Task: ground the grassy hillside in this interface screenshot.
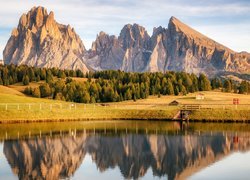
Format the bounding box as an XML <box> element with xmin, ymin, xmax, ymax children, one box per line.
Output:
<box><xmin>0</xmin><ymin>85</ymin><xmax>249</xmax><ymax>122</ymax></box>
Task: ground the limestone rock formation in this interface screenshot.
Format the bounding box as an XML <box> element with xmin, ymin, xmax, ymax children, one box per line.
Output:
<box><xmin>86</xmin><ymin>17</ymin><xmax>250</xmax><ymax>75</ymax></box>
<box><xmin>3</xmin><ymin>7</ymin><xmax>249</xmax><ymax>75</ymax></box>
<box><xmin>3</xmin><ymin>6</ymin><xmax>89</xmax><ymax>72</ymax></box>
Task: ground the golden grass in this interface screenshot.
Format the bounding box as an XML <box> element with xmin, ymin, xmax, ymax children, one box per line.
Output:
<box><xmin>0</xmin><ymin>85</ymin><xmax>249</xmax><ymax>122</ymax></box>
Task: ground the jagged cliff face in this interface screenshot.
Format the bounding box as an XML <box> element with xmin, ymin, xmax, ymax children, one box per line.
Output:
<box><xmin>3</xmin><ymin>7</ymin><xmax>249</xmax><ymax>75</ymax></box>
<box><xmin>86</xmin><ymin>17</ymin><xmax>250</xmax><ymax>75</ymax></box>
<box><xmin>3</xmin><ymin>6</ymin><xmax>89</xmax><ymax>71</ymax></box>
<box><xmin>4</xmin><ymin>132</ymin><xmax>250</xmax><ymax>180</ymax></box>
<box><xmin>86</xmin><ymin>24</ymin><xmax>151</xmax><ymax>72</ymax></box>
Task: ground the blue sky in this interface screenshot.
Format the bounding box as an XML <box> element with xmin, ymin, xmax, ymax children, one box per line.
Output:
<box><xmin>0</xmin><ymin>0</ymin><xmax>250</xmax><ymax>59</ymax></box>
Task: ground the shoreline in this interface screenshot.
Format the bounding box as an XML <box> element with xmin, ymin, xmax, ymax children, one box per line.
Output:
<box><xmin>1</xmin><ymin>117</ymin><xmax>250</xmax><ymax>124</ymax></box>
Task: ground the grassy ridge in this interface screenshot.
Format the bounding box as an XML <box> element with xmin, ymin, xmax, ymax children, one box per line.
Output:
<box><xmin>0</xmin><ymin>85</ymin><xmax>249</xmax><ymax>122</ymax></box>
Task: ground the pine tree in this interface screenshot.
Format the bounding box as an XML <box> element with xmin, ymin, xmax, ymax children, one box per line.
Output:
<box><xmin>223</xmin><ymin>79</ymin><xmax>232</xmax><ymax>92</ymax></box>
<box><xmin>125</xmin><ymin>89</ymin><xmax>132</xmax><ymax>100</ymax></box>
<box><xmin>166</xmin><ymin>80</ymin><xmax>174</xmax><ymax>95</ymax></box>
<box><xmin>32</xmin><ymin>87</ymin><xmax>41</xmax><ymax>98</ymax></box>
<box><xmin>39</xmin><ymin>83</ymin><xmax>52</xmax><ymax>97</ymax></box>
<box><xmin>239</xmin><ymin>81</ymin><xmax>248</xmax><ymax>94</ymax></box>
<box><xmin>0</xmin><ymin>77</ymin><xmax>3</xmax><ymax>85</ymax></box>
<box><xmin>198</xmin><ymin>74</ymin><xmax>211</xmax><ymax>91</ymax></box>
<box><xmin>22</xmin><ymin>75</ymin><xmax>30</xmax><ymax>85</ymax></box>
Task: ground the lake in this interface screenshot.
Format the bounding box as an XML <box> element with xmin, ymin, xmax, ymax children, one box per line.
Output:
<box><xmin>0</xmin><ymin>121</ymin><xmax>250</xmax><ymax>180</ymax></box>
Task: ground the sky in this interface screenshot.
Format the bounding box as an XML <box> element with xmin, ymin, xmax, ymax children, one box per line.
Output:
<box><xmin>0</xmin><ymin>0</ymin><xmax>250</xmax><ymax>59</ymax></box>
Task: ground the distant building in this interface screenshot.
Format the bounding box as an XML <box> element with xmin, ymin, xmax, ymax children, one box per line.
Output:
<box><xmin>196</xmin><ymin>93</ymin><xmax>205</xmax><ymax>100</ymax></box>
<box><xmin>169</xmin><ymin>100</ymin><xmax>180</xmax><ymax>106</ymax></box>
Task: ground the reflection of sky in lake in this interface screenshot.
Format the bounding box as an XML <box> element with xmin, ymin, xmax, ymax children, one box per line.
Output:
<box><xmin>0</xmin><ymin>144</ymin><xmax>16</xmax><ymax>180</ymax></box>
<box><xmin>190</xmin><ymin>152</ymin><xmax>250</xmax><ymax>180</ymax></box>
<box><xmin>1</xmin><ymin>122</ymin><xmax>250</xmax><ymax>180</ymax></box>
<box><xmin>72</xmin><ymin>154</ymin><xmax>166</xmax><ymax>180</ymax></box>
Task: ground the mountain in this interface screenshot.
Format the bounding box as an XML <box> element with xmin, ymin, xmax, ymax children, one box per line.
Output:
<box><xmin>86</xmin><ymin>16</ymin><xmax>250</xmax><ymax>75</ymax></box>
<box><xmin>3</xmin><ymin>6</ymin><xmax>89</xmax><ymax>72</ymax></box>
<box><xmin>4</xmin><ymin>132</ymin><xmax>250</xmax><ymax>179</ymax></box>
<box><xmin>3</xmin><ymin>6</ymin><xmax>250</xmax><ymax>75</ymax></box>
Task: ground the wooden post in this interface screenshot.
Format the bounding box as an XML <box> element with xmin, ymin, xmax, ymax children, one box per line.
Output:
<box><xmin>17</xmin><ymin>104</ymin><xmax>20</xmax><ymax>110</ymax></box>
<box><xmin>75</xmin><ymin>104</ymin><xmax>76</xmax><ymax>110</ymax></box>
<box><xmin>40</xmin><ymin>130</ymin><xmax>42</xmax><ymax>138</ymax></box>
<box><xmin>5</xmin><ymin>132</ymin><xmax>7</xmax><ymax>140</ymax></box>
<box><xmin>18</xmin><ymin>132</ymin><xmax>19</xmax><ymax>139</ymax></box>
<box><xmin>29</xmin><ymin>131</ymin><xmax>31</xmax><ymax>138</ymax></box>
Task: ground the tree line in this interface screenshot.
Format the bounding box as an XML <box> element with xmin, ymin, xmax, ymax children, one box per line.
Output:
<box><xmin>0</xmin><ymin>64</ymin><xmax>249</xmax><ymax>103</ymax></box>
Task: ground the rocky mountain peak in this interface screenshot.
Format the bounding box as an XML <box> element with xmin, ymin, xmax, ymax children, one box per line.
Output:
<box><xmin>91</xmin><ymin>31</ymin><xmax>117</xmax><ymax>53</ymax></box>
<box><xmin>18</xmin><ymin>6</ymin><xmax>48</xmax><ymax>30</ymax></box>
<box><xmin>3</xmin><ymin>8</ymin><xmax>249</xmax><ymax>75</ymax></box>
<box><xmin>3</xmin><ymin>6</ymin><xmax>88</xmax><ymax>71</ymax></box>
<box><xmin>119</xmin><ymin>23</ymin><xmax>150</xmax><ymax>50</ymax></box>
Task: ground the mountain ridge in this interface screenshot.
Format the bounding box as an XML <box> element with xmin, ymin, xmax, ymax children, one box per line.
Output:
<box><xmin>3</xmin><ymin>6</ymin><xmax>250</xmax><ymax>75</ymax></box>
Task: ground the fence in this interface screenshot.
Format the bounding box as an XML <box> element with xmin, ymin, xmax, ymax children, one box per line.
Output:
<box><xmin>0</xmin><ymin>103</ymin><xmax>249</xmax><ymax>111</ymax></box>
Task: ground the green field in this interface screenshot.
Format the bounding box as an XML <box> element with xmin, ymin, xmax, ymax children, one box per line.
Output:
<box><xmin>0</xmin><ymin>85</ymin><xmax>249</xmax><ymax>123</ymax></box>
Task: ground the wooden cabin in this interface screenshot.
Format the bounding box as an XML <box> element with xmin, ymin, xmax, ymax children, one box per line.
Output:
<box><xmin>195</xmin><ymin>93</ymin><xmax>205</xmax><ymax>100</ymax></box>
<box><xmin>169</xmin><ymin>100</ymin><xmax>180</xmax><ymax>106</ymax></box>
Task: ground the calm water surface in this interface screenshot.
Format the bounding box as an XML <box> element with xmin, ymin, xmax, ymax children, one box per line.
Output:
<box><xmin>0</xmin><ymin>121</ymin><xmax>250</xmax><ymax>180</ymax></box>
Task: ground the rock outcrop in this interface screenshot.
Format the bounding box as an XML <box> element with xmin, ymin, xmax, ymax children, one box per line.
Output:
<box><xmin>86</xmin><ymin>17</ymin><xmax>250</xmax><ymax>75</ymax></box>
<box><xmin>3</xmin><ymin>7</ymin><xmax>249</xmax><ymax>75</ymax></box>
<box><xmin>3</xmin><ymin>6</ymin><xmax>89</xmax><ymax>72</ymax></box>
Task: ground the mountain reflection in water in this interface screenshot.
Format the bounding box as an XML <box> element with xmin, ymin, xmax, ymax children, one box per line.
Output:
<box><xmin>2</xmin><ymin>123</ymin><xmax>250</xmax><ymax>180</ymax></box>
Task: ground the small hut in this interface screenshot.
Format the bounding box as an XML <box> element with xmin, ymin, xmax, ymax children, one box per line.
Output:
<box><xmin>169</xmin><ymin>100</ymin><xmax>180</xmax><ymax>106</ymax></box>
<box><xmin>196</xmin><ymin>93</ymin><xmax>205</xmax><ymax>100</ymax></box>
